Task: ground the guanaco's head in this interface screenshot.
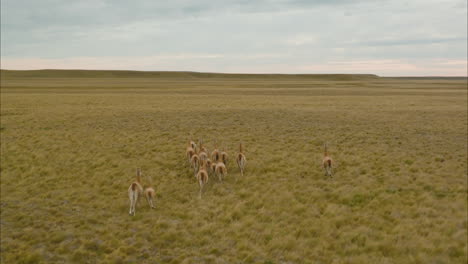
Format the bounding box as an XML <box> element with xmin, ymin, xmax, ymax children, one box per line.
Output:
<box><xmin>189</xmin><ymin>140</ymin><xmax>196</xmax><ymax>150</ymax></box>
<box><xmin>136</xmin><ymin>168</ymin><xmax>142</xmax><ymax>183</ymax></box>
<box><xmin>324</xmin><ymin>143</ymin><xmax>329</xmax><ymax>157</ymax></box>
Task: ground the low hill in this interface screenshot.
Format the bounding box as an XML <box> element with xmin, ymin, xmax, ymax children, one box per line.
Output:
<box><xmin>0</xmin><ymin>69</ymin><xmax>379</xmax><ymax>80</ymax></box>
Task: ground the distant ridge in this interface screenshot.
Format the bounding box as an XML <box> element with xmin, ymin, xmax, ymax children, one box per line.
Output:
<box><xmin>386</xmin><ymin>76</ymin><xmax>468</xmax><ymax>80</ymax></box>
<box><xmin>0</xmin><ymin>69</ymin><xmax>379</xmax><ymax>80</ymax></box>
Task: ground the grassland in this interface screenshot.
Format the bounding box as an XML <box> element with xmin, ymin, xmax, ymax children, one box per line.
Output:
<box><xmin>1</xmin><ymin>70</ymin><xmax>467</xmax><ymax>263</ymax></box>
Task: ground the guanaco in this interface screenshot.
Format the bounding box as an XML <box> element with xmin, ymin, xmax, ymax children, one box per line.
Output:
<box><xmin>323</xmin><ymin>143</ymin><xmax>333</xmax><ymax>177</ymax></box>
<box><xmin>206</xmin><ymin>158</ymin><xmax>213</xmax><ymax>175</ymax></box>
<box><xmin>199</xmin><ymin>151</ymin><xmax>208</xmax><ymax>163</ymax></box>
<box><xmin>211</xmin><ymin>141</ymin><xmax>220</xmax><ymax>162</ymax></box>
<box><xmin>198</xmin><ymin>139</ymin><xmax>208</xmax><ymax>162</ymax></box>
<box><xmin>144</xmin><ymin>176</ymin><xmax>156</xmax><ymax>209</ymax></box>
<box><xmin>128</xmin><ymin>168</ymin><xmax>144</xmax><ymax>216</ymax></box>
<box><xmin>215</xmin><ymin>161</ymin><xmax>227</xmax><ymax>182</ymax></box>
<box><xmin>198</xmin><ymin>139</ymin><xmax>208</xmax><ymax>154</ymax></box>
<box><xmin>191</xmin><ymin>153</ymin><xmax>200</xmax><ymax>178</ymax></box>
<box><xmin>237</xmin><ymin>142</ymin><xmax>247</xmax><ymax>177</ymax></box>
<box><xmin>210</xmin><ymin>161</ymin><xmax>217</xmax><ymax>176</ymax></box>
<box><xmin>186</xmin><ymin>141</ymin><xmax>195</xmax><ymax>165</ymax></box>
<box><xmin>220</xmin><ymin>146</ymin><xmax>228</xmax><ymax>166</ymax></box>
<box><xmin>196</xmin><ymin>160</ymin><xmax>209</xmax><ymax>198</ymax></box>
<box><xmin>189</xmin><ymin>140</ymin><xmax>196</xmax><ymax>150</ymax></box>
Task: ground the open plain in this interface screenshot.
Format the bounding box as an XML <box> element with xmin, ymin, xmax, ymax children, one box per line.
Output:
<box><xmin>1</xmin><ymin>70</ymin><xmax>467</xmax><ymax>263</ymax></box>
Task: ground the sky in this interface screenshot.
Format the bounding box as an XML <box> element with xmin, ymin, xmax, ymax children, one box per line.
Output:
<box><xmin>1</xmin><ymin>0</ymin><xmax>467</xmax><ymax>76</ymax></box>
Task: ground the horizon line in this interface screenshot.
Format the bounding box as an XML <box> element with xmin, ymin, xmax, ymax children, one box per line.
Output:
<box><xmin>1</xmin><ymin>69</ymin><xmax>467</xmax><ymax>78</ymax></box>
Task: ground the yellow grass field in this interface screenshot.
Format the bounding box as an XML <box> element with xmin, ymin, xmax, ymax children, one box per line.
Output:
<box><xmin>1</xmin><ymin>70</ymin><xmax>467</xmax><ymax>263</ymax></box>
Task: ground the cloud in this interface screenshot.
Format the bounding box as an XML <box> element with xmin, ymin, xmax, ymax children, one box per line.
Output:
<box><xmin>353</xmin><ymin>37</ymin><xmax>467</xmax><ymax>47</ymax></box>
<box><xmin>285</xmin><ymin>35</ymin><xmax>318</xmax><ymax>46</ymax></box>
<box><xmin>1</xmin><ymin>0</ymin><xmax>466</xmax><ymax>76</ymax></box>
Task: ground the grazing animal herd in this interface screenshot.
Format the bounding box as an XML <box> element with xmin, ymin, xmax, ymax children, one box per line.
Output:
<box><xmin>127</xmin><ymin>139</ymin><xmax>333</xmax><ymax>216</ymax></box>
<box><xmin>186</xmin><ymin>139</ymin><xmax>239</xmax><ymax>198</ymax></box>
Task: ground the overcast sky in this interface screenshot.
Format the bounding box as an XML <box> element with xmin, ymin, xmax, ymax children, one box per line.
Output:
<box><xmin>1</xmin><ymin>0</ymin><xmax>467</xmax><ymax>76</ymax></box>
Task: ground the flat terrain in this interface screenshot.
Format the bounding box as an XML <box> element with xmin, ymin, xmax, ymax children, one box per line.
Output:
<box><xmin>1</xmin><ymin>70</ymin><xmax>467</xmax><ymax>263</ymax></box>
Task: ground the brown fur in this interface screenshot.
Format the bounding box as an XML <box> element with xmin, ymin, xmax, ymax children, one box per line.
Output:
<box><xmin>144</xmin><ymin>187</ymin><xmax>156</xmax><ymax>209</ymax></box>
<box><xmin>211</xmin><ymin>141</ymin><xmax>220</xmax><ymax>162</ymax></box>
<box><xmin>211</xmin><ymin>150</ymin><xmax>220</xmax><ymax>162</ymax></box>
<box><xmin>136</xmin><ymin>168</ymin><xmax>142</xmax><ymax>183</ymax></box>
<box><xmin>191</xmin><ymin>154</ymin><xmax>200</xmax><ymax>178</ymax></box>
<box><xmin>186</xmin><ymin>147</ymin><xmax>195</xmax><ymax>163</ymax></box>
<box><xmin>199</xmin><ymin>152</ymin><xmax>208</xmax><ymax>163</ymax></box>
<box><xmin>189</xmin><ymin>140</ymin><xmax>196</xmax><ymax>150</ymax></box>
<box><xmin>186</xmin><ymin>140</ymin><xmax>196</xmax><ymax>164</ymax></box>
<box><xmin>128</xmin><ymin>168</ymin><xmax>144</xmax><ymax>216</ymax></box>
<box><xmin>322</xmin><ymin>143</ymin><xmax>333</xmax><ymax>177</ymax></box>
<box><xmin>143</xmin><ymin>175</ymin><xmax>156</xmax><ymax>209</ymax></box>
<box><xmin>206</xmin><ymin>159</ymin><xmax>213</xmax><ymax>175</ymax></box>
<box><xmin>198</xmin><ymin>139</ymin><xmax>208</xmax><ymax>154</ymax></box>
<box><xmin>221</xmin><ymin>151</ymin><xmax>228</xmax><ymax>165</ymax></box>
<box><xmin>196</xmin><ymin>161</ymin><xmax>209</xmax><ymax>198</ymax></box>
<box><xmin>215</xmin><ymin>162</ymin><xmax>227</xmax><ymax>182</ymax></box>
<box><xmin>237</xmin><ymin>142</ymin><xmax>246</xmax><ymax>177</ymax></box>
<box><xmin>210</xmin><ymin>162</ymin><xmax>217</xmax><ymax>175</ymax></box>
